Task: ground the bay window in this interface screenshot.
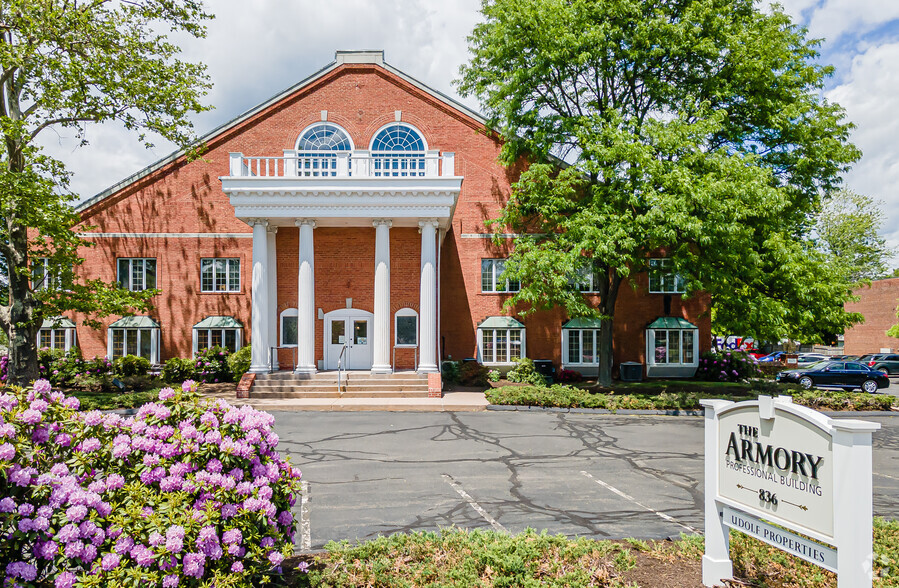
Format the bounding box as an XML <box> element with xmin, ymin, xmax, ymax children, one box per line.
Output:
<box><xmin>477</xmin><ymin>317</ymin><xmax>525</xmax><ymax>364</ymax></box>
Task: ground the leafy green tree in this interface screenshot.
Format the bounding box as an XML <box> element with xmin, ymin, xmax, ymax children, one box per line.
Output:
<box><xmin>459</xmin><ymin>0</ymin><xmax>860</xmax><ymax>385</ymax></box>
<box><xmin>815</xmin><ymin>189</ymin><xmax>894</xmax><ymax>283</ymax></box>
<box><xmin>0</xmin><ymin>1</ymin><xmax>212</xmax><ymax>384</ymax></box>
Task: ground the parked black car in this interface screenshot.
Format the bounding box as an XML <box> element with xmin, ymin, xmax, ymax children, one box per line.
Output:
<box><xmin>776</xmin><ymin>360</ymin><xmax>889</xmax><ymax>393</ymax></box>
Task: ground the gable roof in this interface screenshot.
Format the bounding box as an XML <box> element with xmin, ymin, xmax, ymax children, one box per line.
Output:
<box><xmin>77</xmin><ymin>50</ymin><xmax>489</xmax><ymax>215</ymax></box>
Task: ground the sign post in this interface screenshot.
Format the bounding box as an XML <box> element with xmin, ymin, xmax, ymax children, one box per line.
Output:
<box><xmin>701</xmin><ymin>395</ymin><xmax>880</xmax><ymax>587</ymax></box>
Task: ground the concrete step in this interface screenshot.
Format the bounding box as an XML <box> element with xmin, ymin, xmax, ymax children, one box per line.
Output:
<box><xmin>258</xmin><ymin>371</ymin><xmax>426</xmax><ymax>381</ymax></box>
<box><xmin>252</xmin><ymin>384</ymin><xmax>429</xmax><ymax>393</ymax></box>
<box><xmin>249</xmin><ymin>389</ymin><xmax>431</xmax><ymax>400</ymax></box>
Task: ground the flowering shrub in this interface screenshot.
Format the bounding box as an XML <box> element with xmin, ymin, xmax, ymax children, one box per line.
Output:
<box><xmin>112</xmin><ymin>354</ymin><xmax>152</xmax><ymax>377</ymax></box>
<box><xmin>193</xmin><ymin>347</ymin><xmax>233</xmax><ymax>383</ymax></box>
<box><xmin>38</xmin><ymin>349</ymin><xmax>113</xmax><ymax>387</ymax></box>
<box><xmin>0</xmin><ymin>355</ymin><xmax>7</xmax><ymax>383</ymax></box>
<box><xmin>0</xmin><ymin>379</ymin><xmax>302</xmax><ymax>586</ymax></box>
<box><xmin>696</xmin><ymin>349</ymin><xmax>762</xmax><ymax>382</ymax></box>
<box><xmin>486</xmin><ymin>369</ymin><xmax>501</xmax><ymax>383</ymax></box>
<box><xmin>557</xmin><ymin>368</ymin><xmax>583</xmax><ymax>383</ymax></box>
<box><xmin>162</xmin><ymin>358</ymin><xmax>196</xmax><ymax>384</ymax></box>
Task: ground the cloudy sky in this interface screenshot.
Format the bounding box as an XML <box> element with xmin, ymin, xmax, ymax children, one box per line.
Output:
<box><xmin>38</xmin><ymin>0</ymin><xmax>899</xmax><ymax>264</ymax></box>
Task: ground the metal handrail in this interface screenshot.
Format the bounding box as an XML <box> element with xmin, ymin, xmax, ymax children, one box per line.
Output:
<box><xmin>392</xmin><ymin>345</ymin><xmax>419</xmax><ymax>372</ymax></box>
<box><xmin>336</xmin><ymin>342</ymin><xmax>349</xmax><ymax>394</ymax></box>
<box><xmin>269</xmin><ymin>346</ymin><xmax>297</xmax><ymax>372</ymax></box>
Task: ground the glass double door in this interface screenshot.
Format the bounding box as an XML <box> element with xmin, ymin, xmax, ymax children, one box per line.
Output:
<box><xmin>326</xmin><ymin>316</ymin><xmax>372</xmax><ymax>370</ymax></box>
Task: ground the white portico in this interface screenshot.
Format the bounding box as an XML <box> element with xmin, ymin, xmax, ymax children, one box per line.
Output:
<box><xmin>221</xmin><ymin>126</ymin><xmax>461</xmax><ymax>375</ymax></box>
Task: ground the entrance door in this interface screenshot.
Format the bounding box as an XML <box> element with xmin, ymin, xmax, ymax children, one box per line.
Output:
<box><xmin>325</xmin><ymin>312</ymin><xmax>373</xmax><ymax>370</ymax></box>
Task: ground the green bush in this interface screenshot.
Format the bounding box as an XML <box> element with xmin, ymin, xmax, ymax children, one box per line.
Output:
<box><xmin>459</xmin><ymin>361</ymin><xmax>489</xmax><ymax>387</ymax></box>
<box><xmin>192</xmin><ymin>346</ymin><xmax>233</xmax><ymax>383</ymax></box>
<box><xmin>227</xmin><ymin>345</ymin><xmax>252</xmax><ymax>379</ymax></box>
<box><xmin>487</xmin><ymin>369</ymin><xmax>501</xmax><ymax>382</ymax></box>
<box><xmin>440</xmin><ymin>360</ymin><xmax>461</xmax><ymax>385</ymax></box>
<box><xmin>112</xmin><ymin>354</ymin><xmax>151</xmax><ymax>377</ymax></box>
<box><xmin>39</xmin><ymin>349</ymin><xmax>114</xmax><ymax>387</ymax></box>
<box><xmin>162</xmin><ymin>356</ymin><xmax>196</xmax><ymax>383</ymax></box>
<box><xmin>506</xmin><ymin>358</ymin><xmax>547</xmax><ymax>387</ymax></box>
<box><xmin>696</xmin><ymin>349</ymin><xmax>761</xmax><ymax>382</ymax></box>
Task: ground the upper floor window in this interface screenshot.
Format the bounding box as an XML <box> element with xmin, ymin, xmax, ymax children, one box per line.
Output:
<box><xmin>296</xmin><ymin>123</ymin><xmax>353</xmax><ymax>177</ymax></box>
<box><xmin>370</xmin><ymin>123</ymin><xmax>426</xmax><ymax>177</ymax></box>
<box><xmin>569</xmin><ymin>262</ymin><xmax>600</xmax><ymax>293</ymax></box>
<box><xmin>648</xmin><ymin>258</ymin><xmax>685</xmax><ymax>294</ymax></box>
<box><xmin>201</xmin><ymin>258</ymin><xmax>240</xmax><ymax>293</ymax></box>
<box><xmin>481</xmin><ymin>259</ymin><xmax>520</xmax><ymax>293</ymax></box>
<box><xmin>117</xmin><ymin>258</ymin><xmax>156</xmax><ymax>291</ymax></box>
<box><xmin>32</xmin><ymin>258</ymin><xmax>52</xmax><ymax>291</ymax></box>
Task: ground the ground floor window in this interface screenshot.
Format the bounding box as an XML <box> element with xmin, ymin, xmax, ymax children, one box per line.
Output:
<box><xmin>192</xmin><ymin>317</ymin><xmax>243</xmax><ymax>354</ymax></box>
<box><xmin>564</xmin><ymin>329</ymin><xmax>599</xmax><ymax>365</ymax></box>
<box><xmin>650</xmin><ymin>329</ymin><xmax>695</xmax><ymax>364</ymax></box>
<box><xmin>280</xmin><ymin>309</ymin><xmax>298</xmax><ymax>347</ymax></box>
<box><xmin>395</xmin><ymin>308</ymin><xmax>418</xmax><ymax>347</ymax></box>
<box><xmin>480</xmin><ymin>329</ymin><xmax>524</xmax><ymax>364</ymax></box>
<box><xmin>107</xmin><ymin>316</ymin><xmax>160</xmax><ymax>363</ymax></box>
<box><xmin>39</xmin><ymin>329</ymin><xmax>72</xmax><ymax>351</ymax></box>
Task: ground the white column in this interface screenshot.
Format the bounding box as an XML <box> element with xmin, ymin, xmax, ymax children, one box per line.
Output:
<box><xmin>372</xmin><ymin>219</ymin><xmax>392</xmax><ymax>374</ymax></box>
<box><xmin>418</xmin><ymin>219</ymin><xmax>439</xmax><ymax>373</ymax></box>
<box><xmin>267</xmin><ymin>225</ymin><xmax>279</xmax><ymax>371</ymax></box>
<box><xmin>249</xmin><ymin>219</ymin><xmax>271</xmax><ymax>374</ymax></box>
<box><xmin>295</xmin><ymin>219</ymin><xmax>317</xmax><ymax>374</ymax></box>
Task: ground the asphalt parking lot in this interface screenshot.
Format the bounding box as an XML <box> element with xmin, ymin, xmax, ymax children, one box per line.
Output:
<box><xmin>274</xmin><ymin>409</ymin><xmax>899</xmax><ymax>550</ymax></box>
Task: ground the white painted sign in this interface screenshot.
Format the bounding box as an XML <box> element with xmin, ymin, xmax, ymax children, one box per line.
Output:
<box><xmin>700</xmin><ymin>396</ymin><xmax>880</xmax><ymax>588</ymax></box>
<box><xmin>722</xmin><ymin>506</ymin><xmax>837</xmax><ymax>572</ymax></box>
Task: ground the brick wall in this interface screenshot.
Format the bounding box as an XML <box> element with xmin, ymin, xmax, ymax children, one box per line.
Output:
<box><xmin>844</xmin><ymin>278</ymin><xmax>899</xmax><ymax>355</ymax></box>
<box><xmin>72</xmin><ymin>61</ymin><xmax>711</xmax><ymax>374</ymax></box>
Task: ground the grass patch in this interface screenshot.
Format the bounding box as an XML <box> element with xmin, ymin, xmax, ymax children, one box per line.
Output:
<box><xmin>65</xmin><ymin>387</ymin><xmax>162</xmax><ymax>410</ymax></box>
<box><xmin>486</xmin><ymin>382</ymin><xmax>897</xmax><ymax>412</ymax></box>
<box><xmin>286</xmin><ymin>519</ymin><xmax>898</xmax><ymax>587</ymax></box>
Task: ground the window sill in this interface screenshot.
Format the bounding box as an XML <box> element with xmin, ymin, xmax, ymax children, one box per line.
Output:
<box><xmin>648</xmin><ymin>291</ymin><xmax>685</xmax><ymax>295</ymax></box>
<box><xmin>394</xmin><ymin>344</ymin><xmax>418</xmax><ymax>349</ymax></box>
<box><xmin>480</xmin><ymin>291</ymin><xmax>520</xmax><ymax>295</ymax></box>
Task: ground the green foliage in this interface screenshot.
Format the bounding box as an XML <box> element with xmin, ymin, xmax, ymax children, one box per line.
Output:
<box><xmin>696</xmin><ymin>349</ymin><xmax>762</xmax><ymax>382</ymax></box>
<box><xmin>38</xmin><ymin>349</ymin><xmax>114</xmax><ymax>387</ymax></box>
<box><xmin>816</xmin><ymin>189</ymin><xmax>895</xmax><ymax>283</ymax></box>
<box><xmin>192</xmin><ymin>346</ymin><xmax>233</xmax><ymax>383</ymax></box>
<box><xmin>112</xmin><ymin>354</ymin><xmax>151</xmax><ymax>377</ymax></box>
<box><xmin>162</xmin><ymin>357</ymin><xmax>196</xmax><ymax>383</ymax></box>
<box><xmin>888</xmin><ymin>305</ymin><xmax>899</xmax><ymax>339</ymax></box>
<box><xmin>441</xmin><ymin>360</ymin><xmax>461</xmax><ymax>385</ymax></box>
<box><xmin>459</xmin><ymin>361</ymin><xmax>489</xmax><ymax>387</ymax></box>
<box><xmin>226</xmin><ymin>345</ymin><xmax>252</xmax><ymax>380</ymax></box>
<box><xmin>0</xmin><ymin>1</ymin><xmax>212</xmax><ymax>384</ymax></box>
<box><xmin>506</xmin><ymin>357</ymin><xmax>547</xmax><ymax>387</ymax></box>
<box><xmin>457</xmin><ymin>0</ymin><xmax>862</xmax><ymax>383</ymax></box>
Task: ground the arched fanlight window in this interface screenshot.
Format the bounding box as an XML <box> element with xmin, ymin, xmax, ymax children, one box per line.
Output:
<box><xmin>369</xmin><ymin>123</ymin><xmax>426</xmax><ymax>177</ymax></box>
<box><xmin>295</xmin><ymin>123</ymin><xmax>353</xmax><ymax>176</ymax></box>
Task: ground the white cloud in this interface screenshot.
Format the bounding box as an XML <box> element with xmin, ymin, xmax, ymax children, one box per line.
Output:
<box><xmin>805</xmin><ymin>0</ymin><xmax>899</xmax><ymax>45</ymax></box>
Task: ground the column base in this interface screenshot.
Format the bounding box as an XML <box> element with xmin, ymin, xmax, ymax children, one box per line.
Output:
<box><xmin>417</xmin><ymin>364</ymin><xmax>439</xmax><ymax>374</ymax></box>
<box><xmin>701</xmin><ymin>556</ymin><xmax>733</xmax><ymax>587</ymax></box>
<box><xmin>294</xmin><ymin>366</ymin><xmax>317</xmax><ymax>375</ymax></box>
<box><xmin>249</xmin><ymin>365</ymin><xmax>272</xmax><ymax>374</ymax></box>
<box><xmin>371</xmin><ymin>365</ymin><xmax>393</xmax><ymax>375</ymax></box>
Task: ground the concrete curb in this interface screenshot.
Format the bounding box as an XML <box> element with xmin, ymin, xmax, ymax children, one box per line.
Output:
<box><xmin>486</xmin><ymin>404</ymin><xmax>899</xmax><ymax>417</ymax></box>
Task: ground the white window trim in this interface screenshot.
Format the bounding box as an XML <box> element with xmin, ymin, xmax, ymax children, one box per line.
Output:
<box><xmin>477</xmin><ymin>327</ymin><xmax>526</xmax><ymax>365</ymax></box>
<box><xmin>295</xmin><ymin>121</ymin><xmax>356</xmax><ymax>152</ymax></box>
<box><xmin>117</xmin><ymin>258</ymin><xmax>157</xmax><ymax>292</ymax></box>
<box><xmin>481</xmin><ymin>259</ymin><xmax>521</xmax><ymax>293</ymax></box>
<box><xmin>646</xmin><ymin>329</ymin><xmax>698</xmax><ymax>367</ymax></box>
<box><xmin>561</xmin><ymin>328</ymin><xmax>600</xmax><ymax>366</ymax></box>
<box><xmin>38</xmin><ymin>328</ymin><xmax>76</xmax><ymax>352</ymax></box>
<box><xmin>394</xmin><ymin>308</ymin><xmax>419</xmax><ymax>348</ymax></box>
<box><xmin>106</xmin><ymin>327</ymin><xmax>160</xmax><ymax>364</ymax></box>
<box><xmin>648</xmin><ymin>258</ymin><xmax>685</xmax><ymax>294</ymax></box>
<box><xmin>368</xmin><ymin>122</ymin><xmax>428</xmax><ymax>152</ymax></box>
<box><xmin>279</xmin><ymin>308</ymin><xmax>298</xmax><ymax>348</ymax></box>
<box><xmin>200</xmin><ymin>258</ymin><xmax>241</xmax><ymax>293</ymax></box>
<box><xmin>192</xmin><ymin>328</ymin><xmax>243</xmax><ymax>355</ymax></box>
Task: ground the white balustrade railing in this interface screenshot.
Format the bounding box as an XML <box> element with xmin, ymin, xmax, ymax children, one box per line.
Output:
<box><xmin>228</xmin><ymin>150</ymin><xmax>455</xmax><ymax>179</ymax></box>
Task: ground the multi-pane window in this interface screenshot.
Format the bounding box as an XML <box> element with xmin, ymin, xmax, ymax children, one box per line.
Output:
<box><xmin>371</xmin><ymin>124</ymin><xmax>426</xmax><ymax>177</ymax></box>
<box><xmin>395</xmin><ymin>309</ymin><xmax>418</xmax><ymax>347</ymax></box>
<box><xmin>569</xmin><ymin>263</ymin><xmax>601</xmax><ymax>293</ymax></box>
<box><xmin>479</xmin><ymin>328</ymin><xmax>524</xmax><ymax>364</ymax></box>
<box><xmin>648</xmin><ymin>258</ymin><xmax>685</xmax><ymax>293</ymax></box>
<box><xmin>481</xmin><ymin>259</ymin><xmax>520</xmax><ymax>293</ymax></box>
<box><xmin>39</xmin><ymin>329</ymin><xmax>67</xmax><ymax>351</ymax></box>
<box><xmin>201</xmin><ymin>258</ymin><xmax>240</xmax><ymax>292</ymax></box>
<box><xmin>565</xmin><ymin>329</ymin><xmax>599</xmax><ymax>365</ymax></box>
<box><xmin>296</xmin><ymin>123</ymin><xmax>352</xmax><ymax>177</ymax></box>
<box><xmin>653</xmin><ymin>330</ymin><xmax>695</xmax><ymax>364</ymax></box>
<box><xmin>33</xmin><ymin>258</ymin><xmax>68</xmax><ymax>291</ymax></box>
<box><xmin>110</xmin><ymin>329</ymin><xmax>154</xmax><ymax>360</ymax></box>
<box><xmin>195</xmin><ymin>329</ymin><xmax>240</xmax><ymax>353</ymax></box>
<box><xmin>117</xmin><ymin>258</ymin><xmax>157</xmax><ymax>291</ymax></box>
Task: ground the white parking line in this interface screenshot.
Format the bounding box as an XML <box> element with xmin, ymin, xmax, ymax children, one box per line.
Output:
<box><xmin>442</xmin><ymin>474</ymin><xmax>508</xmax><ymax>533</ymax></box>
<box><xmin>875</xmin><ymin>472</ymin><xmax>899</xmax><ymax>482</ymax></box>
<box><xmin>300</xmin><ymin>480</ymin><xmax>311</xmax><ymax>550</ymax></box>
<box><xmin>581</xmin><ymin>471</ymin><xmax>698</xmax><ymax>534</ymax></box>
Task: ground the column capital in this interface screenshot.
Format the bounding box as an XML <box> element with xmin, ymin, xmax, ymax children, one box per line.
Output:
<box><xmin>266</xmin><ymin>224</ymin><xmax>279</xmax><ymax>234</ymax></box>
<box><xmin>418</xmin><ymin>218</ymin><xmax>439</xmax><ymax>232</ymax></box>
<box><xmin>372</xmin><ymin>219</ymin><xmax>393</xmax><ymax>228</ymax></box>
<box><xmin>295</xmin><ymin>219</ymin><xmax>317</xmax><ymax>229</ymax></box>
<box><xmin>247</xmin><ymin>218</ymin><xmax>269</xmax><ymax>228</ymax></box>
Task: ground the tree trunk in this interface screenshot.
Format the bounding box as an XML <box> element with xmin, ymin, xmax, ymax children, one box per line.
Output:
<box><xmin>596</xmin><ymin>271</ymin><xmax>622</xmax><ymax>387</ymax></box>
<box><xmin>6</xmin><ymin>224</ymin><xmax>39</xmax><ymax>386</ymax></box>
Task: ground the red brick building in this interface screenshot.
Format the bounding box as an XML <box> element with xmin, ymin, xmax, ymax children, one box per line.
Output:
<box><xmin>843</xmin><ymin>278</ymin><xmax>899</xmax><ymax>355</ymax></box>
<box><xmin>50</xmin><ymin>51</ymin><xmax>710</xmax><ymax>379</ymax></box>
